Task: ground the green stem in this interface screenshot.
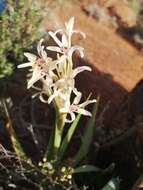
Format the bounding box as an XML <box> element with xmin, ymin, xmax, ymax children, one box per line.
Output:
<box><xmin>53</xmin><ymin>111</ymin><xmax>65</xmax><ymax>160</ymax></box>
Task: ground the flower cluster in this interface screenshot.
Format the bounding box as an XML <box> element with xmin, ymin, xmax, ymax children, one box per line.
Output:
<box><xmin>18</xmin><ymin>17</ymin><xmax>96</xmax><ymax>123</ymax></box>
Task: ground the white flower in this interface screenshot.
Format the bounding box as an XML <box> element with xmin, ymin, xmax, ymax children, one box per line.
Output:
<box><xmin>46</xmin><ymin>17</ymin><xmax>85</xmax><ymax>63</ymax></box>
<box><xmin>18</xmin><ymin>17</ymin><xmax>97</xmax><ymax>125</ymax></box>
<box><xmin>48</xmin><ymin>66</ymin><xmax>91</xmax><ymax>104</ymax></box>
<box><xmin>18</xmin><ymin>39</ymin><xmax>57</xmax><ymax>88</ymax></box>
<box><xmin>53</xmin><ymin>17</ymin><xmax>84</xmax><ymax>47</ymax></box>
<box><xmin>31</xmin><ymin>77</ymin><xmax>53</xmax><ymax>103</ymax></box>
<box><xmin>60</xmin><ymin>94</ymin><xmax>96</xmax><ymax>123</ymax></box>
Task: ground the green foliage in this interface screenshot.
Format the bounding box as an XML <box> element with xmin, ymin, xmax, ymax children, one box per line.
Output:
<box><xmin>101</xmin><ymin>178</ymin><xmax>120</xmax><ymax>190</ymax></box>
<box><xmin>57</xmin><ymin>113</ymin><xmax>81</xmax><ymax>161</ymax></box>
<box><xmin>73</xmin><ymin>165</ymin><xmax>102</xmax><ymax>173</ymax></box>
<box><xmin>0</xmin><ymin>0</ymin><xmax>41</xmax><ymax>79</ymax></box>
<box><xmin>129</xmin><ymin>0</ymin><xmax>141</xmax><ymax>14</ymax></box>
<box><xmin>0</xmin><ymin>8</ymin><xmax>118</xmax><ymax>187</ymax></box>
<box><xmin>74</xmin><ymin>163</ymin><xmax>114</xmax><ymax>174</ymax></box>
<box><xmin>74</xmin><ymin>97</ymin><xmax>100</xmax><ymax>165</ymax></box>
<box><xmin>0</xmin><ymin>95</ymin><xmax>117</xmax><ymax>189</ymax></box>
<box><xmin>0</xmin><ymin>98</ymin><xmax>27</xmax><ymax>159</ymax></box>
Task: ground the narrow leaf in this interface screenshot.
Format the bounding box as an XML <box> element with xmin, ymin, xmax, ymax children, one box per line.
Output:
<box><xmin>44</xmin><ymin>128</ymin><xmax>54</xmax><ymax>160</ymax></box>
<box><xmin>102</xmin><ymin>163</ymin><xmax>115</xmax><ymax>174</ymax></box>
<box><xmin>1</xmin><ymin>99</ymin><xmax>27</xmax><ymax>159</ymax></box>
<box><xmin>58</xmin><ymin>113</ymin><xmax>81</xmax><ymax>161</ymax></box>
<box><xmin>101</xmin><ymin>178</ymin><xmax>120</xmax><ymax>190</ymax></box>
<box><xmin>74</xmin><ymin>96</ymin><xmax>100</xmax><ymax>165</ymax></box>
<box><xmin>53</xmin><ymin>112</ymin><xmax>66</xmax><ymax>160</ymax></box>
<box><xmin>5</xmin><ymin>120</ymin><xmax>27</xmax><ymax>159</ymax></box>
<box><xmin>74</xmin><ymin>163</ymin><xmax>114</xmax><ymax>174</ymax></box>
<box><xmin>73</xmin><ymin>164</ymin><xmax>101</xmax><ymax>173</ymax></box>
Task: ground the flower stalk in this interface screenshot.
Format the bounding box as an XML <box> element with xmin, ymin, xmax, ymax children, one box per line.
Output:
<box><xmin>18</xmin><ymin>17</ymin><xmax>96</xmax><ymax>161</ymax></box>
<box><xmin>53</xmin><ymin>111</ymin><xmax>66</xmax><ymax>159</ymax></box>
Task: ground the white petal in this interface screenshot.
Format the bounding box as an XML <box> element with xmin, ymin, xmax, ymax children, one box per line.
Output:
<box><xmin>42</xmin><ymin>75</ymin><xmax>53</xmax><ymax>87</ymax></box>
<box><xmin>37</xmin><ymin>39</ymin><xmax>44</xmax><ymax>56</ymax></box>
<box><xmin>72</xmin><ymin>66</ymin><xmax>91</xmax><ymax>78</ymax></box>
<box><xmin>17</xmin><ymin>62</ymin><xmax>32</xmax><ymax>68</ymax></box>
<box><xmin>60</xmin><ymin>107</ymin><xmax>69</xmax><ymax>113</ymax></box>
<box><xmin>79</xmin><ymin>99</ymin><xmax>96</xmax><ymax>108</ymax></box>
<box><xmin>65</xmin><ymin>118</ymin><xmax>72</xmax><ymax>123</ymax></box>
<box><xmin>66</xmin><ymin>112</ymin><xmax>76</xmax><ymax>123</ymax></box>
<box><xmin>27</xmin><ymin>68</ymin><xmax>43</xmax><ymax>89</ymax></box>
<box><xmin>65</xmin><ymin>17</ymin><xmax>74</xmax><ymax>39</ymax></box>
<box><xmin>32</xmin><ymin>92</ymin><xmax>40</xmax><ymax>98</ymax></box>
<box><xmin>68</xmin><ymin>46</ymin><xmax>84</xmax><ymax>58</ymax></box>
<box><xmin>73</xmin><ymin>88</ymin><xmax>82</xmax><ymax>105</ymax></box>
<box><xmin>46</xmin><ymin>60</ymin><xmax>57</xmax><ymax>71</ymax></box>
<box><xmin>39</xmin><ymin>93</ymin><xmax>49</xmax><ymax>103</ymax></box>
<box><xmin>31</xmin><ymin>85</ymin><xmax>42</xmax><ymax>91</ymax></box>
<box><xmin>58</xmin><ymin>91</ymin><xmax>67</xmax><ymax>100</ymax></box>
<box><xmin>57</xmin><ymin>55</ymin><xmax>66</xmax><ymax>64</ymax></box>
<box><xmin>73</xmin><ymin>30</ymin><xmax>86</xmax><ymax>39</ymax></box>
<box><xmin>28</xmin><ymin>78</ymin><xmax>38</xmax><ymax>89</ymax></box>
<box><xmin>55</xmin><ymin>78</ymin><xmax>65</xmax><ymax>86</ymax></box>
<box><xmin>49</xmin><ymin>31</ymin><xmax>63</xmax><ymax>47</ymax></box>
<box><xmin>24</xmin><ymin>53</ymin><xmax>37</xmax><ymax>62</ymax></box>
<box><xmin>41</xmin><ymin>49</ymin><xmax>47</xmax><ymax>60</ymax></box>
<box><xmin>54</xmin><ymin>29</ymin><xmax>63</xmax><ymax>35</ymax></box>
<box><xmin>47</xmin><ymin>72</ymin><xmax>56</xmax><ymax>83</ymax></box>
<box><xmin>48</xmin><ymin>92</ymin><xmax>58</xmax><ymax>104</ymax></box>
<box><xmin>76</xmin><ymin>108</ymin><xmax>92</xmax><ymax>116</ymax></box>
<box><xmin>62</xmin><ymin>34</ymin><xmax>68</xmax><ymax>47</ymax></box>
<box><xmin>47</xmin><ymin>46</ymin><xmax>62</xmax><ymax>53</ymax></box>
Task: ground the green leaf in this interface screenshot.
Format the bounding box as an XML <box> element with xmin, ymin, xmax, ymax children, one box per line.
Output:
<box><xmin>73</xmin><ymin>164</ymin><xmax>101</xmax><ymax>173</ymax></box>
<box><xmin>58</xmin><ymin>113</ymin><xmax>81</xmax><ymax>161</ymax></box>
<box><xmin>101</xmin><ymin>163</ymin><xmax>115</xmax><ymax>175</ymax></box>
<box><xmin>74</xmin><ymin>96</ymin><xmax>100</xmax><ymax>165</ymax></box>
<box><xmin>129</xmin><ymin>0</ymin><xmax>141</xmax><ymax>14</ymax></box>
<box><xmin>53</xmin><ymin>112</ymin><xmax>66</xmax><ymax>160</ymax></box>
<box><xmin>53</xmin><ymin>122</ymin><xmax>62</xmax><ymax>155</ymax></box>
<box><xmin>1</xmin><ymin>98</ymin><xmax>27</xmax><ymax>159</ymax></box>
<box><xmin>74</xmin><ymin>163</ymin><xmax>114</xmax><ymax>174</ymax></box>
<box><xmin>11</xmin><ymin>131</ymin><xmax>27</xmax><ymax>159</ymax></box>
<box><xmin>44</xmin><ymin>128</ymin><xmax>54</xmax><ymax>160</ymax></box>
<box><xmin>101</xmin><ymin>178</ymin><xmax>120</xmax><ymax>190</ymax></box>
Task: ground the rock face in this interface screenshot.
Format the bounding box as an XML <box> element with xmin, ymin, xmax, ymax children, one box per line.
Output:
<box><xmin>109</xmin><ymin>1</ymin><xmax>138</xmax><ymax>27</ymax></box>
